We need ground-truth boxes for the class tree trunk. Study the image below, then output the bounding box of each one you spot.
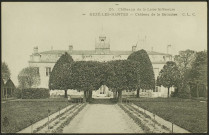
[136,89,140,98]
[86,91,89,102]
[87,91,90,102]
[196,84,199,98]
[87,91,90,98]
[167,87,170,98]
[118,90,122,103]
[83,91,87,103]
[64,89,68,98]
[205,85,207,98]
[88,90,92,101]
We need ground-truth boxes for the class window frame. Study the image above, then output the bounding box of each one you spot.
[46,67,51,76]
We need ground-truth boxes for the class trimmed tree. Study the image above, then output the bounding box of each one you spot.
[127,49,155,97]
[18,67,40,89]
[49,52,74,98]
[106,60,140,103]
[71,61,102,102]
[85,61,104,101]
[156,61,181,98]
[89,62,106,101]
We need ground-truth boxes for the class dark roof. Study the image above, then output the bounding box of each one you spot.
[5,79,16,88]
[39,50,171,56]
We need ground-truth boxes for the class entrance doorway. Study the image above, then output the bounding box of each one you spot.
[93,85,113,98]
[99,85,107,94]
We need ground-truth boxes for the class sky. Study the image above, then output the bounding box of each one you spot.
[2,2,207,86]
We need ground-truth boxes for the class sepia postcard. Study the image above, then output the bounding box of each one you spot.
[1,1,207,134]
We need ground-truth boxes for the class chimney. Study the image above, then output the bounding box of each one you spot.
[167,45,172,54]
[132,46,136,52]
[33,46,38,54]
[69,45,73,52]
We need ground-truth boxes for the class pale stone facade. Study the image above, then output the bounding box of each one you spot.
[29,34,174,98]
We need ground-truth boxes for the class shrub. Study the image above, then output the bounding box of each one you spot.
[170,91,175,97]
[170,88,178,97]
[177,92,191,99]
[177,84,191,99]
[13,88,22,99]
[22,88,50,99]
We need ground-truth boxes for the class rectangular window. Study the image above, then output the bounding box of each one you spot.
[46,67,51,76]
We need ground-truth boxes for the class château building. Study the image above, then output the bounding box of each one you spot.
[29,34,174,98]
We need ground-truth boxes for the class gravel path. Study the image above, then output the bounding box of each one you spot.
[62,104,144,133]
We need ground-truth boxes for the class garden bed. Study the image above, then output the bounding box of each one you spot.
[119,104,171,133]
[1,99,70,133]
[132,98,207,133]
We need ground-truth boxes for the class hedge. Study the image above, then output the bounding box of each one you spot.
[22,88,50,99]
[13,88,22,99]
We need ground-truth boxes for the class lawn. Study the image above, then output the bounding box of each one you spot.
[1,98,70,133]
[131,97,207,133]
